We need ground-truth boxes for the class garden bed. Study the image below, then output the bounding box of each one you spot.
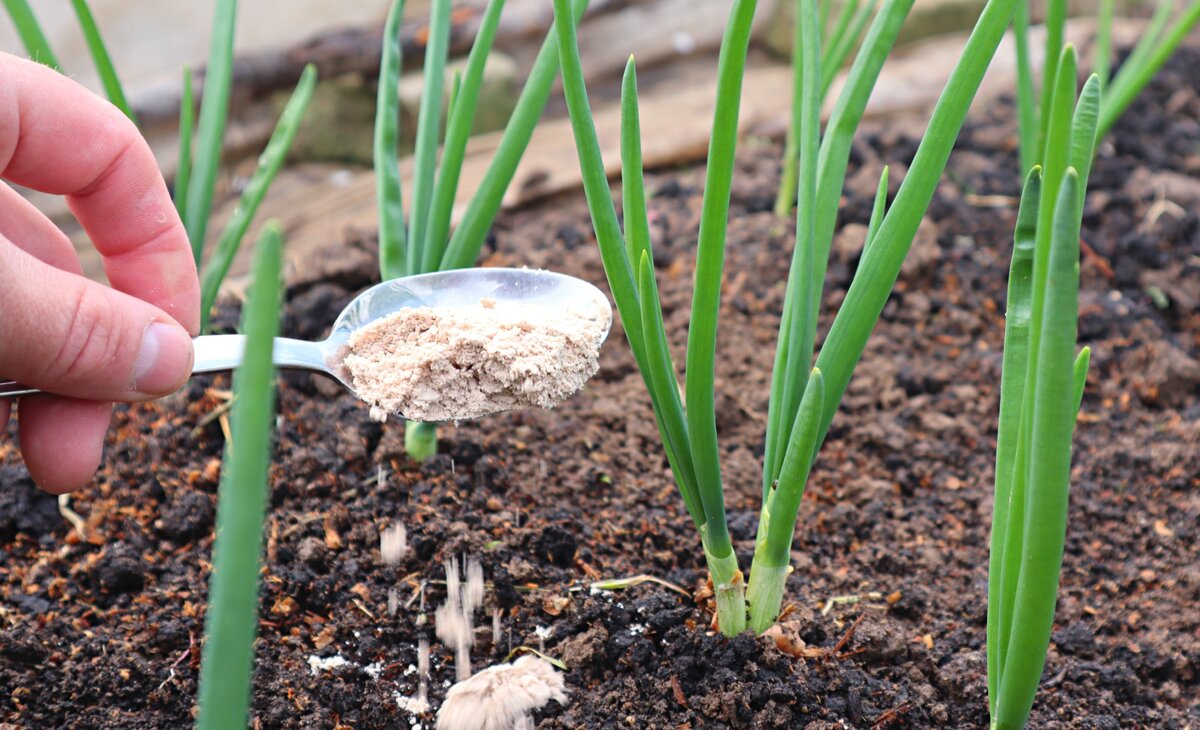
[2,40,1198,730]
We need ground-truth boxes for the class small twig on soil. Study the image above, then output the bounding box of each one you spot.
[57,494,88,540]
[964,192,1020,208]
[190,393,237,436]
[820,591,885,615]
[669,675,688,708]
[1079,238,1116,282]
[871,700,914,729]
[831,614,865,658]
[156,633,196,692]
[588,574,691,598]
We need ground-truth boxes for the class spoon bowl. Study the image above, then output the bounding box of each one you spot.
[0,268,612,407]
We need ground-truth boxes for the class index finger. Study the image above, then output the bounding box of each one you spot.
[0,52,199,333]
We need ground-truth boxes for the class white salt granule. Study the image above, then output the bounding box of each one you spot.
[435,656,568,730]
[381,523,408,565]
[307,655,351,675]
[344,297,610,422]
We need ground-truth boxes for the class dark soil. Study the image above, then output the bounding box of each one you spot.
[3,43,1199,730]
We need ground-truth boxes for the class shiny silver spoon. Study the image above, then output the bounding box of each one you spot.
[0,268,612,401]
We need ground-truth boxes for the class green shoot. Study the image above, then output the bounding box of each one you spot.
[987,52,1099,727]
[195,222,284,730]
[1094,0,1114,88]
[186,0,237,267]
[1097,0,1200,139]
[439,0,590,271]
[200,65,317,332]
[406,0,453,275]
[176,67,196,222]
[1015,0,1199,167]
[423,0,506,273]
[375,0,408,280]
[775,0,881,217]
[70,0,136,123]
[1012,0,1036,174]
[2,0,60,69]
[372,0,589,460]
[556,0,1022,635]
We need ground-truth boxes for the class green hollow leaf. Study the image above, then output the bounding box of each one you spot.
[71,0,136,123]
[407,0,453,274]
[1097,0,1200,140]
[762,368,823,554]
[200,65,317,332]
[554,0,706,542]
[638,253,703,526]
[986,165,1041,715]
[809,0,915,327]
[822,0,877,97]
[1094,0,1114,88]
[766,0,822,499]
[774,0,805,219]
[552,0,641,361]
[423,0,506,273]
[375,0,407,280]
[176,67,196,222]
[196,222,283,730]
[810,0,1021,454]
[685,0,758,560]
[1068,74,1101,207]
[3,0,60,69]
[862,165,889,255]
[1037,0,1066,158]
[997,45,1078,690]
[748,366,824,634]
[994,169,1082,730]
[1013,0,1037,172]
[439,0,590,271]
[1073,347,1090,412]
[621,59,653,272]
[824,0,861,74]
[186,0,238,268]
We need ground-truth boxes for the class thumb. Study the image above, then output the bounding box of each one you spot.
[0,238,194,401]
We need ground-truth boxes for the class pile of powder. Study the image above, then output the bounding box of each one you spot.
[345,296,610,422]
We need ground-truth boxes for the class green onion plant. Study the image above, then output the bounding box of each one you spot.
[198,64,317,331]
[3,0,61,69]
[195,223,285,730]
[555,0,1026,635]
[1014,0,1199,171]
[986,47,1099,730]
[3,0,139,120]
[775,0,879,217]
[70,0,136,123]
[372,0,589,460]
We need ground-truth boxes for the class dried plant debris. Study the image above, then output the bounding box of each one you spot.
[435,656,568,730]
[345,298,610,422]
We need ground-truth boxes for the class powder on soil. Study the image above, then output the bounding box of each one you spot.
[344,296,610,422]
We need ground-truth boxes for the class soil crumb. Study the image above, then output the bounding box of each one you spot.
[345,297,610,422]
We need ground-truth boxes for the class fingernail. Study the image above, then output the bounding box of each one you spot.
[133,322,193,396]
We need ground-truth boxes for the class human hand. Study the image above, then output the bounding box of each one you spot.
[1,52,200,493]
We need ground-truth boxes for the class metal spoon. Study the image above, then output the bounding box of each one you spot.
[0,268,612,401]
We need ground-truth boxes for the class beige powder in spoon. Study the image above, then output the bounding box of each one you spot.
[344,296,610,422]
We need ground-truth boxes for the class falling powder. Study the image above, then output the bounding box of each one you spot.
[345,296,610,422]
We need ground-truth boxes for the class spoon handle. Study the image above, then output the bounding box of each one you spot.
[0,335,330,399]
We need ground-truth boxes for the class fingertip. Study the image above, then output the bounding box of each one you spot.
[18,397,112,493]
[132,320,195,397]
